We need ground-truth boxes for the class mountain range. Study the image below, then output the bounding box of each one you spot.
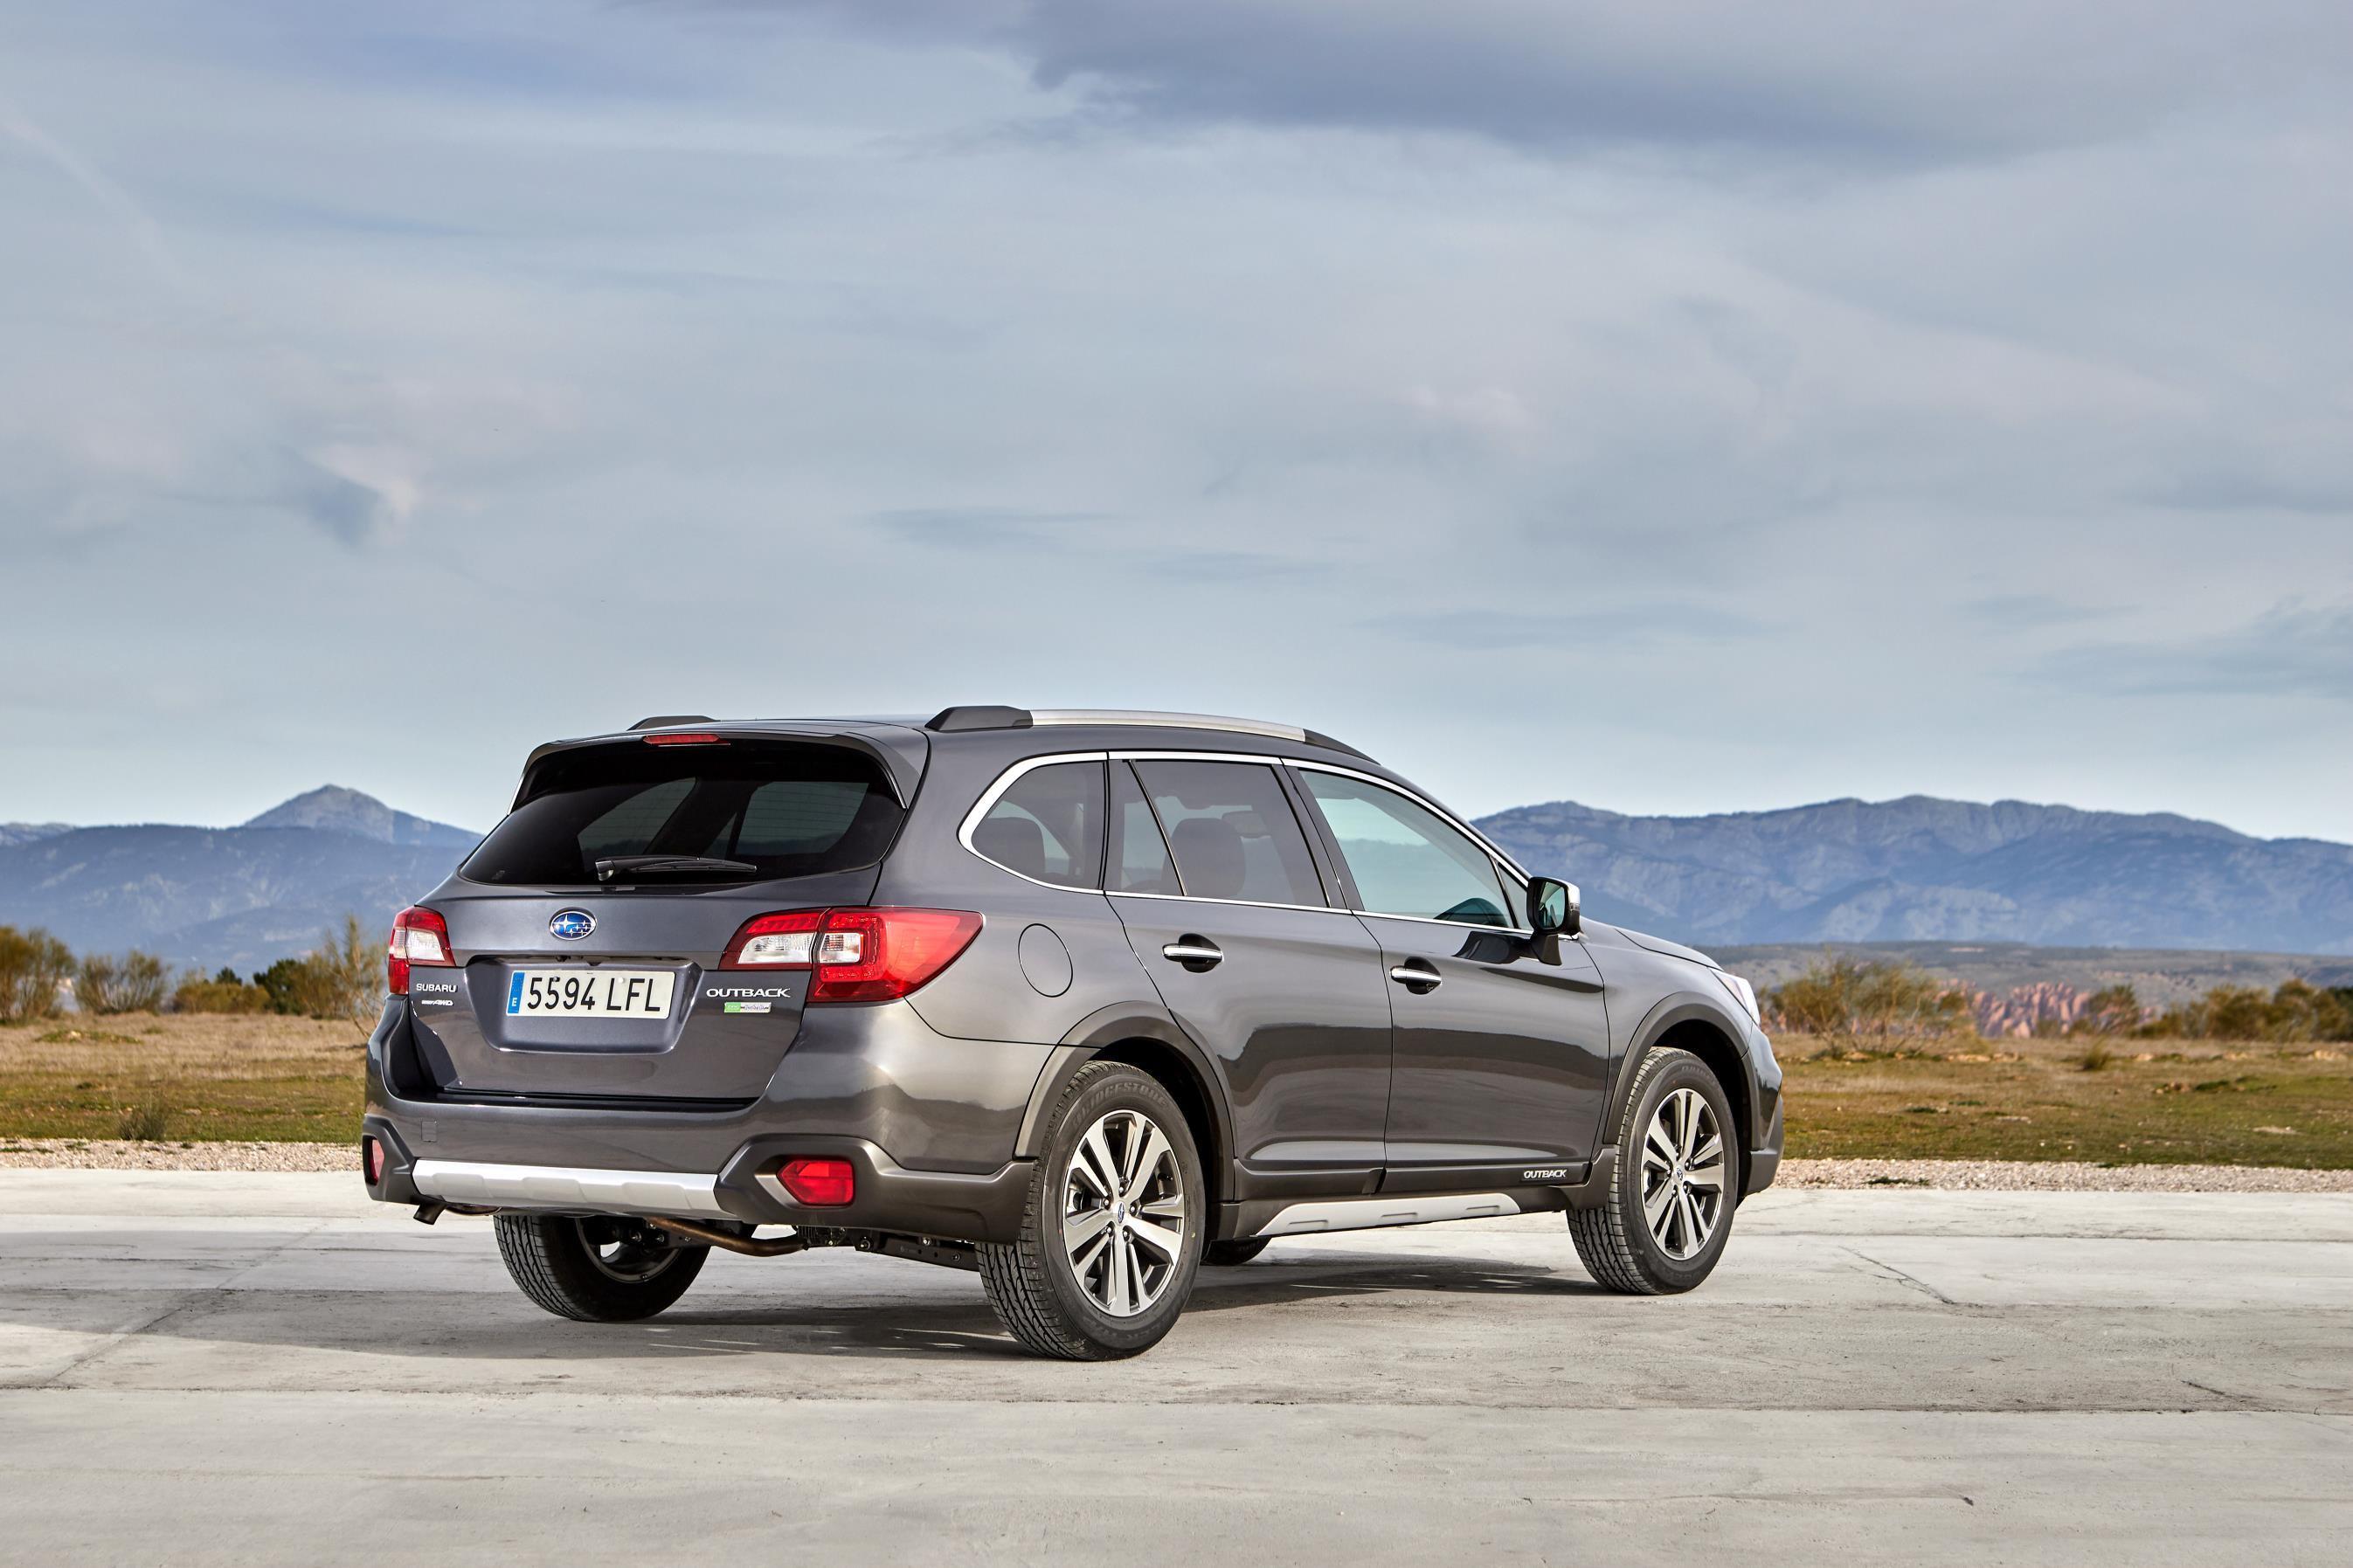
[1474,795,2353,957]
[0,787,479,972]
[3,785,2350,973]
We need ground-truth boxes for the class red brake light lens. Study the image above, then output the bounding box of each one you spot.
[778,1157,855,1206]
[809,908,981,1003]
[642,733,724,747]
[716,908,980,998]
[363,1136,386,1184]
[387,907,453,996]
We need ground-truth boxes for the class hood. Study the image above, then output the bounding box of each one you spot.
[1588,921,1720,971]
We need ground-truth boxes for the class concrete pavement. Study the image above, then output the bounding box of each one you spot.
[1,1171,2347,1565]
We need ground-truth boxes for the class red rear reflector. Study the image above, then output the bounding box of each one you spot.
[642,733,724,746]
[387,906,453,996]
[363,1137,386,1185]
[778,1157,855,1206]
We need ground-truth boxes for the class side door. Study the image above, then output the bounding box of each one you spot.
[1291,765,1612,1188]
[1106,756,1395,1196]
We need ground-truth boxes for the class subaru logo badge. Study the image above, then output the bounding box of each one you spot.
[549,909,596,941]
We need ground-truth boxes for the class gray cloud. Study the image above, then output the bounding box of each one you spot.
[1966,595,2114,632]
[0,1,2349,844]
[2038,603,2353,701]
[733,0,2353,166]
[1372,605,1768,652]
[866,508,1111,549]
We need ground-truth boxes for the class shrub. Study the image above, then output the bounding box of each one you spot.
[171,974,269,1014]
[2073,984,2144,1037]
[0,925,76,1023]
[2147,979,2353,1042]
[115,1100,173,1142]
[1767,955,1974,1042]
[78,950,170,1015]
[2077,1039,2115,1073]
[260,915,386,1028]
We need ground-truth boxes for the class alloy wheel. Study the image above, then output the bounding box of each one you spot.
[1062,1107,1187,1316]
[1639,1087,1726,1261]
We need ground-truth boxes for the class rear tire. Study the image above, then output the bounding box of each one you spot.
[1201,1237,1270,1268]
[979,1061,1203,1359]
[1568,1047,1737,1295]
[494,1212,708,1322]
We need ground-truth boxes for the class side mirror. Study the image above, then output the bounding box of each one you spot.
[1528,876,1581,938]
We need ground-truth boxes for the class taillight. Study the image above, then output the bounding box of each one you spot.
[719,910,824,970]
[363,1136,386,1184]
[778,1157,855,1205]
[716,908,981,1001]
[387,907,453,995]
[642,732,724,746]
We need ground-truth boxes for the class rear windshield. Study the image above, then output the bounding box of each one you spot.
[462,741,904,886]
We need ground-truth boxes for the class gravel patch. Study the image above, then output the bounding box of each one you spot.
[2,1140,2346,1191]
[1778,1157,2353,1192]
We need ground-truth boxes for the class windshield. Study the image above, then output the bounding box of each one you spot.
[462,740,904,886]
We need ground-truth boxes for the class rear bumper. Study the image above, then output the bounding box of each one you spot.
[362,997,1048,1243]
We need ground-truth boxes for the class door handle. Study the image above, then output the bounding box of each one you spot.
[1388,962,1442,991]
[1163,938,1223,970]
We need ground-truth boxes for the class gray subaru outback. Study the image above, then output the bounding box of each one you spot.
[363,708,1782,1358]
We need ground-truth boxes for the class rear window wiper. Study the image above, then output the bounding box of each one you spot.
[593,854,759,882]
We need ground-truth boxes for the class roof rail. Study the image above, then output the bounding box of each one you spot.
[924,706,1369,760]
[629,715,715,730]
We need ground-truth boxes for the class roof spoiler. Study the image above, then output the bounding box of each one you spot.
[630,715,715,730]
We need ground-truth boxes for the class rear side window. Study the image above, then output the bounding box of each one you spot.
[1132,760,1326,907]
[464,741,903,885]
[1108,761,1179,895]
[970,761,1104,889]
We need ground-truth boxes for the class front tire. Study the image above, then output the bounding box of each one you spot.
[979,1061,1204,1359]
[494,1212,709,1322]
[1568,1047,1737,1295]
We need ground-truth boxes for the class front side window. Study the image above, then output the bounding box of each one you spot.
[971,760,1105,889]
[1132,760,1326,907]
[1298,770,1514,927]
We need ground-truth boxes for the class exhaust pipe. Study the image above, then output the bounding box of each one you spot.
[648,1216,813,1257]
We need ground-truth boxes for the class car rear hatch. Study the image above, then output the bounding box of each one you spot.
[405,730,916,1103]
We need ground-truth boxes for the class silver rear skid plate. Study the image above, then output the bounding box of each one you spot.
[409,1159,732,1219]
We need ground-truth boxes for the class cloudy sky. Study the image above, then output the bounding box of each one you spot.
[4,1,2350,839]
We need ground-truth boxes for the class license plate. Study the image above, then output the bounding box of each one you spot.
[505,969,676,1019]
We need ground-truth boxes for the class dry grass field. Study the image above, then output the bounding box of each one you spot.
[0,1013,363,1144]
[1780,1033,2353,1168]
[2,1015,2350,1166]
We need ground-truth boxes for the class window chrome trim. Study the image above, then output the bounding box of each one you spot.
[1109,888,1353,918]
[957,747,1543,927]
[955,750,1112,894]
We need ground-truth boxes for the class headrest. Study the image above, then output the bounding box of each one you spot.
[1171,815,1247,900]
[975,815,1048,880]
